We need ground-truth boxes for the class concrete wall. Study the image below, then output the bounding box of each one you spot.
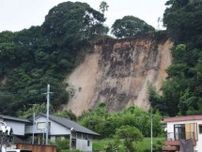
[166,120,202,152]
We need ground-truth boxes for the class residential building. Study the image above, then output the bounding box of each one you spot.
[25,114,99,152]
[0,114,30,143]
[0,114,98,152]
[163,115,202,152]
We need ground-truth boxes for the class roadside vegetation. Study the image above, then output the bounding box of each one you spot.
[78,104,163,152]
[93,138,163,152]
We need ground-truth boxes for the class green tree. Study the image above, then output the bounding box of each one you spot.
[55,110,77,121]
[164,0,202,47]
[0,2,108,116]
[99,1,109,14]
[115,125,143,152]
[17,103,47,118]
[80,105,162,138]
[150,0,202,116]
[42,1,108,46]
[111,16,155,38]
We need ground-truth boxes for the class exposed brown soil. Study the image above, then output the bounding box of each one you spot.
[64,36,173,116]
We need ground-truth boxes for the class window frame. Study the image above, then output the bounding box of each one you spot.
[199,124,202,134]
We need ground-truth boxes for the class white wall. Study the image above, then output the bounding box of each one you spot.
[76,139,92,152]
[166,120,202,152]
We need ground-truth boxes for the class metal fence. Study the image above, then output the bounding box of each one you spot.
[167,132,196,140]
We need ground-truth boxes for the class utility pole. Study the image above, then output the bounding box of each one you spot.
[32,112,35,144]
[150,109,153,152]
[45,84,50,145]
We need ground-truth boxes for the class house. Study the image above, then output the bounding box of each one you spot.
[25,114,99,152]
[0,114,30,143]
[0,114,98,152]
[162,115,202,152]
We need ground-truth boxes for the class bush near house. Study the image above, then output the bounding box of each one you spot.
[79,105,162,138]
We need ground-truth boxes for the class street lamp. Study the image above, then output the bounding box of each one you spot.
[150,109,153,152]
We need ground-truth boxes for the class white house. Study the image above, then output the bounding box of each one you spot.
[163,115,202,152]
[25,114,99,152]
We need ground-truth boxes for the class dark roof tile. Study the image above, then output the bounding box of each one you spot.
[0,114,30,123]
[38,114,99,136]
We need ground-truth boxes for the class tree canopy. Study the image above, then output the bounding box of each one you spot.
[99,1,109,14]
[0,1,108,116]
[42,1,108,45]
[115,125,143,152]
[150,0,202,116]
[111,16,155,38]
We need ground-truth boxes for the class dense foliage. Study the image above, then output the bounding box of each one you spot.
[150,0,202,116]
[79,104,162,138]
[114,125,143,152]
[93,138,163,152]
[0,1,108,116]
[111,16,155,38]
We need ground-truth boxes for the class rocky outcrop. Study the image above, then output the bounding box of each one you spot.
[64,35,173,116]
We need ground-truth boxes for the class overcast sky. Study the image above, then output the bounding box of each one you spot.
[0,0,167,32]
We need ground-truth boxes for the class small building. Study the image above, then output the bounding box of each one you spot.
[0,114,30,143]
[25,114,99,152]
[163,115,202,152]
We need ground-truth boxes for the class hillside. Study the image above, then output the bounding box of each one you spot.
[0,1,108,116]
[0,1,178,117]
[65,35,173,116]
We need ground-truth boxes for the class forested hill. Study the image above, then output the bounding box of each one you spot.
[0,1,108,115]
[0,0,163,117]
[1,0,202,117]
[150,0,202,116]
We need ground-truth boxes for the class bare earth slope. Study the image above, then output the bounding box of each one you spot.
[64,36,173,116]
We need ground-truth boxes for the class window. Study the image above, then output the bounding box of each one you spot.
[199,125,202,134]
[174,124,185,140]
[87,140,90,146]
[72,139,76,149]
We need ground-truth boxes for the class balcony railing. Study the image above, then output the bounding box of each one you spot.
[167,132,196,141]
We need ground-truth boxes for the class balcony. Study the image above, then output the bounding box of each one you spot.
[167,132,197,141]
[162,132,196,152]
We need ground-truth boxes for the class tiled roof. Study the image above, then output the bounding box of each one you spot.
[38,114,99,136]
[0,114,30,123]
[163,115,202,122]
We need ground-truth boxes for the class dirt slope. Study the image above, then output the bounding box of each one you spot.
[64,36,173,116]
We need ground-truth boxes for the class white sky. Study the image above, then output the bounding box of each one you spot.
[0,0,167,32]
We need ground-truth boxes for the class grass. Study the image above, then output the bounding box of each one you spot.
[93,137,164,152]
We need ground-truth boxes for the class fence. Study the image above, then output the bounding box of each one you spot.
[16,143,57,152]
[167,132,196,140]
